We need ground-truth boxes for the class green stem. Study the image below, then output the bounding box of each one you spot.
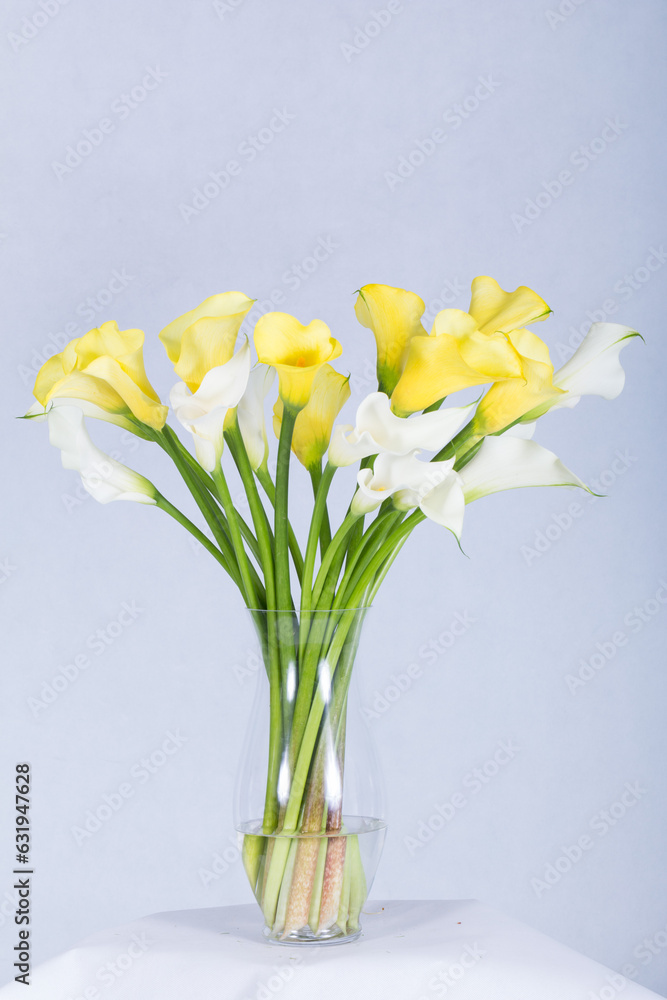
[311,511,360,610]
[169,428,263,567]
[300,463,336,615]
[274,407,297,611]
[154,493,233,577]
[154,427,242,590]
[225,421,276,603]
[328,509,403,613]
[435,418,482,463]
[224,420,284,831]
[212,466,261,609]
[310,463,332,555]
[256,465,304,585]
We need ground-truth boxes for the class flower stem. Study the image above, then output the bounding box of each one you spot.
[154,493,233,577]
[275,407,298,612]
[256,465,304,584]
[300,462,336,615]
[212,466,261,609]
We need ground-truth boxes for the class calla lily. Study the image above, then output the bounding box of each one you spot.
[47,405,157,504]
[254,312,343,412]
[390,277,551,416]
[170,340,251,472]
[159,292,255,392]
[32,322,167,431]
[274,365,351,472]
[328,391,475,468]
[468,274,551,336]
[471,328,564,436]
[352,432,586,541]
[237,365,276,471]
[521,322,641,420]
[459,434,587,501]
[354,284,428,395]
[352,451,465,536]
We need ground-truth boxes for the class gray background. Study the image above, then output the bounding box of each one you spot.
[1,0,666,992]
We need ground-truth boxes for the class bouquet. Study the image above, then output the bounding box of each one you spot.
[25,276,638,941]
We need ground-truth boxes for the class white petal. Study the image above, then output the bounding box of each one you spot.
[358,392,474,453]
[461,436,586,502]
[180,407,228,473]
[237,364,275,470]
[329,392,473,467]
[47,406,156,504]
[170,340,251,471]
[328,425,380,467]
[419,473,466,538]
[553,322,639,404]
[191,338,251,410]
[351,474,384,516]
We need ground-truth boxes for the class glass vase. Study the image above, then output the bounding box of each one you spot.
[234,608,386,944]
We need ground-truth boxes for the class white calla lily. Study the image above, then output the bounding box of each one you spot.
[522,322,640,420]
[328,391,475,467]
[352,451,465,537]
[47,405,157,504]
[170,339,251,472]
[460,435,587,502]
[237,364,276,471]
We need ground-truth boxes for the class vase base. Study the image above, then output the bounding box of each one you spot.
[264,926,361,947]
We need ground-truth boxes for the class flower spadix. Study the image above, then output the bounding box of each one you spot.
[31,322,167,431]
[254,312,342,412]
[170,339,251,472]
[47,405,157,504]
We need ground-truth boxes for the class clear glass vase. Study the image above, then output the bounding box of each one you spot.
[234,608,386,944]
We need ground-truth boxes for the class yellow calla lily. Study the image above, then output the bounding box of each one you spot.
[472,328,565,435]
[390,309,524,416]
[390,277,552,416]
[468,275,551,335]
[354,284,427,395]
[254,312,342,411]
[159,292,255,391]
[32,321,167,430]
[274,365,350,472]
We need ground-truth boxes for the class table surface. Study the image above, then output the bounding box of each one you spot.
[1,899,664,1000]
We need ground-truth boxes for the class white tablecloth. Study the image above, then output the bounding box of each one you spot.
[1,899,663,999]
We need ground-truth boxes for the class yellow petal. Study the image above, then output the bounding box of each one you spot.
[254,312,342,411]
[33,354,68,404]
[33,321,167,430]
[390,310,523,416]
[274,365,350,470]
[39,371,128,414]
[159,292,254,391]
[77,322,161,403]
[472,329,564,435]
[354,284,427,395]
[468,276,551,336]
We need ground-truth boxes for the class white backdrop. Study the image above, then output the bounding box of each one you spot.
[1,0,666,993]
